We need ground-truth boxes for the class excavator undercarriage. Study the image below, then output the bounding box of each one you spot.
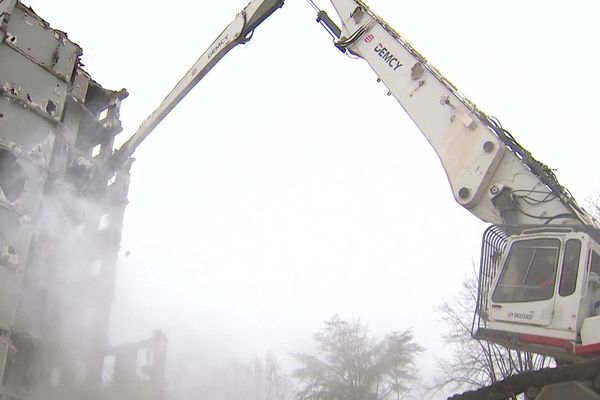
[450,358,600,400]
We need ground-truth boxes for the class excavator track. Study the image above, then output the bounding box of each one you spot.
[449,358,600,400]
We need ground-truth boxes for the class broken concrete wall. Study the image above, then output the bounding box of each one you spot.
[0,2,165,399]
[100,331,168,400]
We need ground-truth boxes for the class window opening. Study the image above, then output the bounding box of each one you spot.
[136,348,153,381]
[559,239,581,297]
[101,355,116,386]
[589,251,600,287]
[492,238,560,303]
[91,144,102,158]
[99,108,109,121]
[0,148,26,202]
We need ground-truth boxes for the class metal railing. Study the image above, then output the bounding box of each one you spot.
[472,225,508,337]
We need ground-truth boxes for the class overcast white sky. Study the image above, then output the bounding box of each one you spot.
[30,0,600,396]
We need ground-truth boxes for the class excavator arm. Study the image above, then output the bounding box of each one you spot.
[112,0,284,168]
[324,0,596,228]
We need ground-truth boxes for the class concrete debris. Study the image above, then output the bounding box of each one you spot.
[0,246,19,269]
[2,81,20,97]
[71,155,95,180]
[28,144,42,161]
[1,141,23,157]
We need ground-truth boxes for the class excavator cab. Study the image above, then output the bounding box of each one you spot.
[475,226,600,361]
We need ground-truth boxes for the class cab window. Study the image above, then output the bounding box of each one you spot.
[492,238,560,303]
[558,239,581,297]
[589,251,600,284]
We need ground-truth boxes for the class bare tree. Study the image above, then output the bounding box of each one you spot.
[293,315,423,400]
[432,271,553,397]
[199,353,294,400]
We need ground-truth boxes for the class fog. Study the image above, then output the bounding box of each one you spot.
[25,0,600,399]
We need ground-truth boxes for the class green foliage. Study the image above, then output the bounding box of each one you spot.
[293,316,423,400]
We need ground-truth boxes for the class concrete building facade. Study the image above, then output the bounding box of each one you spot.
[0,2,166,399]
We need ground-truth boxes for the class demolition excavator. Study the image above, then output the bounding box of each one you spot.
[112,0,600,398]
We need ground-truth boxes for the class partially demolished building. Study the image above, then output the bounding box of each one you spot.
[0,1,166,399]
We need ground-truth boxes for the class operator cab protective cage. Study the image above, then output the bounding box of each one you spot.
[474,225,600,361]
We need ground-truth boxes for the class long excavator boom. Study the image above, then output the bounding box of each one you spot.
[327,0,596,229]
[112,0,284,168]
